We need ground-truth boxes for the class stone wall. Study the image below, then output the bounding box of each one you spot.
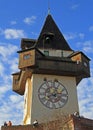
[1,115,93,130]
[72,115,93,130]
[1,124,43,130]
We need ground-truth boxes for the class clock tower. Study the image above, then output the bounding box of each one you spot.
[12,14,90,125]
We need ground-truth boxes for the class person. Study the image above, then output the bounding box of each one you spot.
[7,121,12,126]
[4,121,7,126]
[32,120,38,127]
[74,111,80,117]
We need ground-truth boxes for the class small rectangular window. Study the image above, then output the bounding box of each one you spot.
[44,50,49,56]
[23,54,31,60]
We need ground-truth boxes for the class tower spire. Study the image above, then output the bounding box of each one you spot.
[48,0,50,14]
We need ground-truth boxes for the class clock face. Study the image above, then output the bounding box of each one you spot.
[38,80,68,109]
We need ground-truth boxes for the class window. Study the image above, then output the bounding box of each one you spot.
[23,54,31,60]
[44,50,49,56]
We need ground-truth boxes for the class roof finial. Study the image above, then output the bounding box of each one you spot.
[48,0,50,14]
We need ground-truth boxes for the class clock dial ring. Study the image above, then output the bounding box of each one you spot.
[38,80,68,109]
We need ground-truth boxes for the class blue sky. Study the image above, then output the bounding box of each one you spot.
[0,0,93,126]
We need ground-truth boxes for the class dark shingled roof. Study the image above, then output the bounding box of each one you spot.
[21,38,37,50]
[21,14,72,51]
[36,14,72,50]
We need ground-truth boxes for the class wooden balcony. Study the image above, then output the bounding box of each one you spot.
[35,57,90,85]
[12,48,90,95]
[12,56,90,95]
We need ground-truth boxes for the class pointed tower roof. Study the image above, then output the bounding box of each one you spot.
[36,14,72,50]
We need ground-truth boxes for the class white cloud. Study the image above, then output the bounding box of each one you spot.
[0,44,19,73]
[0,63,5,77]
[64,32,77,40]
[64,32,85,40]
[24,16,36,25]
[83,41,93,53]
[83,46,93,53]
[9,95,23,104]
[3,29,25,39]
[10,21,17,25]
[0,85,9,98]
[0,95,24,125]
[9,58,19,73]
[31,31,38,37]
[0,42,24,125]
[89,26,93,32]
[0,44,19,87]
[76,40,93,54]
[77,75,93,119]
[0,44,18,58]
[78,33,85,39]
[71,4,79,10]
